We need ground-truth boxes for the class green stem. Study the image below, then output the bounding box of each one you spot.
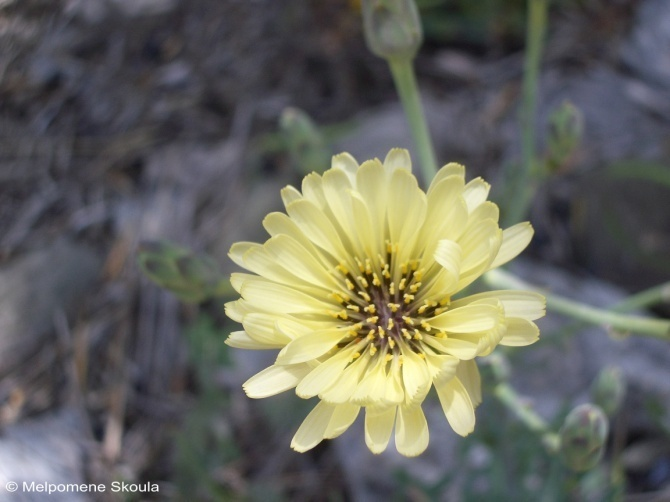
[494,381,560,452]
[504,0,548,226]
[484,268,670,340]
[611,281,670,312]
[388,58,438,184]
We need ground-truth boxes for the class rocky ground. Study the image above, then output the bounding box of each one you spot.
[1,0,669,500]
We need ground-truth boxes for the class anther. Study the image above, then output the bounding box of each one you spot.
[403,293,414,304]
[398,278,407,290]
[387,318,394,330]
[389,282,395,295]
[346,305,360,312]
[366,316,379,324]
[387,303,400,313]
[364,304,376,314]
[357,276,369,288]
[358,290,371,302]
[345,279,355,291]
[401,328,412,340]
[402,316,414,326]
[409,282,421,293]
[336,263,349,275]
[372,273,381,287]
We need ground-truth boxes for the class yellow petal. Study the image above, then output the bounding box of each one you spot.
[422,335,480,360]
[387,169,427,264]
[280,185,302,208]
[425,353,459,382]
[296,346,357,398]
[489,222,534,270]
[434,239,462,281]
[383,148,412,173]
[418,175,468,264]
[462,177,491,213]
[320,352,370,403]
[451,290,546,321]
[332,152,359,178]
[456,360,482,406]
[500,318,540,346]
[401,347,431,405]
[240,277,332,314]
[244,364,312,398]
[276,329,347,365]
[243,313,293,346]
[395,405,429,457]
[229,241,262,269]
[286,199,349,262]
[431,303,502,333]
[355,159,388,243]
[324,403,360,439]
[435,377,475,436]
[225,330,274,349]
[427,162,465,195]
[291,401,336,452]
[264,234,337,289]
[364,406,396,454]
[351,354,388,405]
[263,212,331,268]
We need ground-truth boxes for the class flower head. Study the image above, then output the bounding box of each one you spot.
[226,149,545,456]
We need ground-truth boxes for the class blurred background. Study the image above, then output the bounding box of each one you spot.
[1,0,670,500]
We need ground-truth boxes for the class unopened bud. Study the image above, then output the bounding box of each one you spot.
[138,241,225,303]
[591,366,626,417]
[546,100,583,172]
[559,404,609,472]
[280,107,330,175]
[362,0,422,61]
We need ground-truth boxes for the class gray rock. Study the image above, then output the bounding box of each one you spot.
[0,239,101,377]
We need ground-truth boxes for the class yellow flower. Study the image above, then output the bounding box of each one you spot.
[226,149,545,456]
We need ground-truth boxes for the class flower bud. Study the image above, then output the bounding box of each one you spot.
[591,366,626,417]
[361,0,422,61]
[280,107,330,175]
[138,241,225,303]
[559,404,609,472]
[546,100,583,172]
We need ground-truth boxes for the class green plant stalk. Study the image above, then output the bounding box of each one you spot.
[388,58,438,183]
[504,0,548,226]
[612,281,670,312]
[484,269,670,340]
[494,381,560,452]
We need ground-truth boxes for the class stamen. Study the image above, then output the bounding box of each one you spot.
[336,263,349,275]
[365,259,372,275]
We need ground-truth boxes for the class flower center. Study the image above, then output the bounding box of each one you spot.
[330,242,449,361]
